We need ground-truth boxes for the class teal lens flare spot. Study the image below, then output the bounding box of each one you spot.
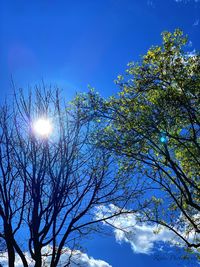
[160,136,167,143]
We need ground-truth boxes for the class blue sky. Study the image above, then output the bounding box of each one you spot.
[0,0,200,266]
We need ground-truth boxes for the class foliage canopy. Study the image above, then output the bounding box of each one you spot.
[76,29,200,249]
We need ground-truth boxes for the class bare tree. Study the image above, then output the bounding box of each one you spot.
[0,87,140,267]
[0,102,28,267]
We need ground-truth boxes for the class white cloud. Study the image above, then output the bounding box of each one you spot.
[113,218,175,254]
[95,205,177,254]
[95,205,200,255]
[186,49,197,57]
[0,248,112,267]
[0,252,33,267]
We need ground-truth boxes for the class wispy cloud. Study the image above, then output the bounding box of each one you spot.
[188,40,193,47]
[186,49,197,57]
[147,0,155,8]
[0,247,112,267]
[193,18,199,26]
[175,0,200,3]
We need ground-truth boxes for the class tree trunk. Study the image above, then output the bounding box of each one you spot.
[33,243,42,267]
[13,238,28,267]
[34,253,42,267]
[7,242,15,267]
[4,224,15,267]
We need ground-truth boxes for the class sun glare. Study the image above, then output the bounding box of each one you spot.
[33,118,52,137]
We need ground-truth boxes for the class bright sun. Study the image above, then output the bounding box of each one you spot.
[33,118,52,137]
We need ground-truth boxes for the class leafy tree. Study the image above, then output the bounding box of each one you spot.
[77,29,200,249]
[0,88,139,267]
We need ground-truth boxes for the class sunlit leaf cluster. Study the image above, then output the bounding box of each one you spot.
[75,29,200,250]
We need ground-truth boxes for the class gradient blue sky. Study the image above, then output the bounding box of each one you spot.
[0,1,200,266]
